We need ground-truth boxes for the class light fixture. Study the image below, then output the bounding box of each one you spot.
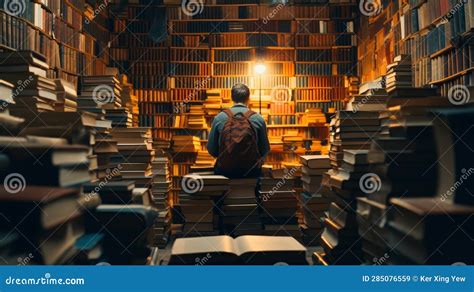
[254,63,266,114]
[254,63,266,75]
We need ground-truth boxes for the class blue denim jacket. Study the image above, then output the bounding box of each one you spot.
[207,104,270,160]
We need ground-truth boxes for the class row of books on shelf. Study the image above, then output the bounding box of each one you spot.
[165,4,355,21]
[168,20,354,34]
[135,89,169,102]
[171,33,356,48]
[111,32,168,48]
[296,48,356,62]
[406,0,474,35]
[139,103,174,114]
[139,115,173,128]
[406,36,474,86]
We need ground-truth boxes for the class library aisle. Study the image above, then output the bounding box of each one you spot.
[0,0,472,266]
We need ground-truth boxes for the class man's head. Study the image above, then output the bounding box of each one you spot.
[231,84,250,105]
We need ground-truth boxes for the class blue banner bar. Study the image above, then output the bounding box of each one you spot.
[0,266,472,292]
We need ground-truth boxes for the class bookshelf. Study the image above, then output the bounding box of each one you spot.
[108,1,358,201]
[0,0,109,88]
[358,0,474,96]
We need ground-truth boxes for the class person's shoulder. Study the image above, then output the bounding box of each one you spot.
[249,111,266,123]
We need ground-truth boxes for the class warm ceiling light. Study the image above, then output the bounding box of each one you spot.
[254,63,266,75]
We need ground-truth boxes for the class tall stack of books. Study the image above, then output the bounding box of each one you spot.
[110,128,155,188]
[86,204,158,265]
[221,178,262,236]
[119,74,139,127]
[348,88,388,112]
[385,198,474,264]
[172,135,201,153]
[299,155,331,245]
[179,174,229,237]
[204,89,222,116]
[0,186,101,265]
[150,150,172,248]
[0,51,57,116]
[0,79,24,136]
[259,178,301,241]
[79,74,131,128]
[318,109,383,264]
[328,111,380,170]
[301,108,326,125]
[54,79,78,112]
[193,150,215,172]
[187,105,207,129]
[385,55,412,94]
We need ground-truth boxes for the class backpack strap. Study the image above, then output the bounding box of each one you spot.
[244,110,257,119]
[223,109,234,118]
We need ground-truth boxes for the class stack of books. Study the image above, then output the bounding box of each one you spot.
[150,150,172,248]
[320,149,376,264]
[119,74,139,127]
[385,55,412,93]
[348,88,388,112]
[86,205,158,265]
[298,155,331,245]
[259,178,301,240]
[83,181,136,205]
[179,174,229,237]
[110,128,155,187]
[318,109,383,264]
[385,198,474,264]
[193,150,215,171]
[328,110,380,170]
[187,105,207,129]
[0,51,57,116]
[172,135,201,153]
[0,140,91,188]
[0,79,24,136]
[301,108,327,125]
[0,186,101,265]
[54,79,78,112]
[204,89,222,116]
[221,178,262,236]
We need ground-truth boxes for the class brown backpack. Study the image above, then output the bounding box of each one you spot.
[216,109,261,178]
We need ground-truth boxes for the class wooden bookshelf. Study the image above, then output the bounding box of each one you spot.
[108,1,357,198]
[358,0,474,96]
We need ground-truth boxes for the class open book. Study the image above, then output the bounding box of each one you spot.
[169,235,307,265]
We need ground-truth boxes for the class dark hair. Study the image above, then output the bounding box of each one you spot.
[231,83,250,103]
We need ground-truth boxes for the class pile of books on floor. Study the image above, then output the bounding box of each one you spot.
[299,155,331,246]
[385,198,474,264]
[348,88,387,113]
[193,150,215,172]
[0,79,24,136]
[187,105,207,129]
[301,108,327,125]
[119,74,139,127]
[86,204,158,265]
[0,186,102,265]
[259,177,301,241]
[171,135,201,154]
[150,150,172,248]
[110,127,155,188]
[221,178,262,236]
[385,55,412,94]
[54,79,78,112]
[178,174,229,237]
[316,109,384,265]
[328,110,381,170]
[0,51,57,115]
[204,89,222,116]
